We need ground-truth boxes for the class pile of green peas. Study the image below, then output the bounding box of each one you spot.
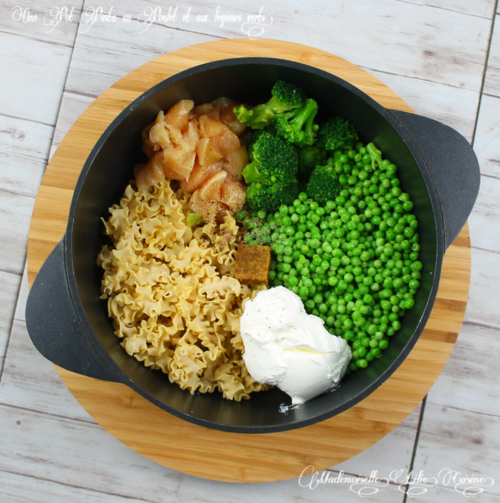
[242,142,423,372]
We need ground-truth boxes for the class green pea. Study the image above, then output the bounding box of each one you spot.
[305,299,315,310]
[379,339,389,350]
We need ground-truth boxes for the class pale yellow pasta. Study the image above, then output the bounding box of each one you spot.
[97,180,269,400]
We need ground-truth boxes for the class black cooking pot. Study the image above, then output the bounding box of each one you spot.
[26,58,480,433]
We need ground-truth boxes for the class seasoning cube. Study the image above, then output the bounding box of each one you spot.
[234,244,271,285]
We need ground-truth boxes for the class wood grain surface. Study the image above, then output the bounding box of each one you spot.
[26,38,471,483]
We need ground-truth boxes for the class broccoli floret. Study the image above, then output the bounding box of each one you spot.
[297,145,327,179]
[247,126,276,159]
[271,80,306,108]
[233,104,273,129]
[316,117,359,152]
[241,131,298,184]
[233,80,305,129]
[367,142,383,170]
[273,98,319,146]
[307,165,341,204]
[246,181,299,213]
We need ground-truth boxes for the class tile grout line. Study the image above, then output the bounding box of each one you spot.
[0,267,22,276]
[394,0,492,20]
[471,244,500,256]
[402,395,427,503]
[470,0,499,147]
[0,273,26,386]
[462,318,500,331]
[45,1,85,158]
[0,187,36,200]
[0,27,74,49]
[0,468,156,503]
[0,111,54,128]
[0,401,97,426]
[0,1,85,387]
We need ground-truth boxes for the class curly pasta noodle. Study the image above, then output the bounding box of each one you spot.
[97,180,269,400]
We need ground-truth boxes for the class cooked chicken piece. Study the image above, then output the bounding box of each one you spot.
[163,147,196,181]
[198,170,227,202]
[211,130,240,158]
[180,160,223,193]
[192,103,214,117]
[199,115,241,156]
[198,115,227,138]
[135,151,165,192]
[220,174,246,212]
[164,99,194,130]
[148,111,173,152]
[211,97,235,109]
[141,123,155,158]
[189,188,224,224]
[207,106,221,121]
[221,107,247,136]
[197,137,224,166]
[222,145,249,180]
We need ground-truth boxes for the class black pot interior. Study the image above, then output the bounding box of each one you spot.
[70,60,438,432]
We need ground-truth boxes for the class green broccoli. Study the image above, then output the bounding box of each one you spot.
[241,131,298,184]
[247,126,276,159]
[307,165,341,204]
[233,80,305,129]
[273,98,319,146]
[297,145,327,179]
[316,117,359,152]
[246,180,299,213]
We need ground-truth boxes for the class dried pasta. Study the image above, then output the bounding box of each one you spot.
[97,180,269,400]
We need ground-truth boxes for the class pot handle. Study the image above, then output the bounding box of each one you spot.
[389,110,480,249]
[25,237,121,382]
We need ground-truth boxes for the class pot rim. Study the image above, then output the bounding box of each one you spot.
[64,57,444,433]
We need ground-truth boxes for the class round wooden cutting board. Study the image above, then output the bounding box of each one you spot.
[27,38,471,483]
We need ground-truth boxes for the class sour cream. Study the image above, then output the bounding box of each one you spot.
[240,286,352,405]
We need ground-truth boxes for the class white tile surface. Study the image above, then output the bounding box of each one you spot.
[474,94,500,179]
[0,0,83,46]
[465,247,500,328]
[13,268,28,323]
[103,0,491,91]
[332,403,422,479]
[0,113,53,197]
[404,485,499,502]
[51,91,93,148]
[400,0,496,18]
[424,322,500,417]
[412,403,500,496]
[0,471,150,503]
[0,31,73,125]
[0,402,406,502]
[469,175,500,253]
[368,68,479,141]
[65,18,215,97]
[0,271,22,360]
[484,13,500,97]
[0,319,93,423]
[0,191,36,276]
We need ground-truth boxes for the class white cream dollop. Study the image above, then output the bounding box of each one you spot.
[240,286,352,405]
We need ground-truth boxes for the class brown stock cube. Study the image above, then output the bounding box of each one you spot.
[234,244,271,285]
